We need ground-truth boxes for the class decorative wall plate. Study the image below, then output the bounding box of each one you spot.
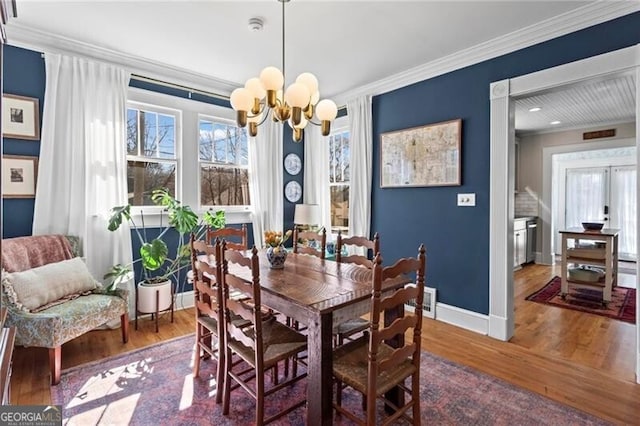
[284,152,302,175]
[284,180,302,203]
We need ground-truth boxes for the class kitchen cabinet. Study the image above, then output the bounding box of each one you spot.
[514,219,527,268]
[559,228,619,304]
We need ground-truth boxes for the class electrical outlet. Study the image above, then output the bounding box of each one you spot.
[457,193,476,206]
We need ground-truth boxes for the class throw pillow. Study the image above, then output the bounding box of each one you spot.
[2,257,99,312]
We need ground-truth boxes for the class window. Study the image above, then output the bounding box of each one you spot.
[198,118,250,207]
[329,129,350,234]
[126,105,178,206]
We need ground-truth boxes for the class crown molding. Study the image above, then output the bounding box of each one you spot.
[5,22,240,97]
[334,2,640,106]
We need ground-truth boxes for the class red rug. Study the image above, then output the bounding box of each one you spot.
[50,335,609,425]
[526,276,636,324]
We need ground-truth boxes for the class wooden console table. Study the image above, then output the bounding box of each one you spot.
[559,228,619,305]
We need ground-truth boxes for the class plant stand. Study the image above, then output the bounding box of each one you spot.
[135,280,174,333]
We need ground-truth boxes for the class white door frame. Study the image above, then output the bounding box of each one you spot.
[488,44,640,383]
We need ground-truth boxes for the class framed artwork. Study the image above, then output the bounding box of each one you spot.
[380,118,462,188]
[2,94,40,140]
[2,155,38,198]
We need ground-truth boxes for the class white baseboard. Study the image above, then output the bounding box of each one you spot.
[173,290,195,311]
[435,303,489,335]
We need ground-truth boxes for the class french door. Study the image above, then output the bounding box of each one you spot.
[564,165,636,260]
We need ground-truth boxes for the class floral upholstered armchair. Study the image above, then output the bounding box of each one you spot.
[1,235,129,385]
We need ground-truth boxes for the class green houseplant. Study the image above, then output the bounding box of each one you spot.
[104,188,225,290]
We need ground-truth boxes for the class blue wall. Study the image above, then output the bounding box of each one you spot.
[2,45,45,238]
[372,11,640,314]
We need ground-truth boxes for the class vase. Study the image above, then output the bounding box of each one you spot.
[266,245,287,269]
[137,279,173,313]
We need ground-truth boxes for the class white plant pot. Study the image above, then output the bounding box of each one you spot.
[137,280,172,313]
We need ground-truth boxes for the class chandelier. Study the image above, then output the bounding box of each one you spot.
[229,0,338,142]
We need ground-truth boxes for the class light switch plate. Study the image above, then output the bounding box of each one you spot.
[457,193,476,206]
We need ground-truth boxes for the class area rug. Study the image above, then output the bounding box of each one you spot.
[526,276,636,324]
[51,335,609,426]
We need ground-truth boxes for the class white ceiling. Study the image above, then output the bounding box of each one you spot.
[9,0,597,100]
[515,73,637,134]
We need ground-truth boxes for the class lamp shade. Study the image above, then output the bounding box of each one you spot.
[294,203,320,226]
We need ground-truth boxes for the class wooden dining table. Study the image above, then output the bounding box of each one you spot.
[222,250,410,426]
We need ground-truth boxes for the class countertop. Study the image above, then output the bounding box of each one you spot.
[515,216,537,221]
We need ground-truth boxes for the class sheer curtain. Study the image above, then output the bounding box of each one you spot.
[303,125,331,230]
[33,53,133,312]
[248,119,283,247]
[610,166,636,260]
[564,168,607,228]
[346,95,373,239]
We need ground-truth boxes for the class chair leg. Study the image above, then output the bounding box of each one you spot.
[121,313,129,343]
[215,335,225,404]
[222,346,233,415]
[193,324,201,378]
[256,373,265,426]
[411,374,420,424]
[49,346,61,385]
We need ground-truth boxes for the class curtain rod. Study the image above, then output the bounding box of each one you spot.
[130,74,347,112]
[37,53,346,111]
[130,74,231,102]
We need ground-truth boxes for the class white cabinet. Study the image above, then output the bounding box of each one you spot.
[514,219,527,268]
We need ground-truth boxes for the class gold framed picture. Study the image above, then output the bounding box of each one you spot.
[380,118,462,188]
[2,155,38,198]
[2,94,40,140]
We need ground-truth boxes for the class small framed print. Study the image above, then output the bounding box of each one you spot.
[2,94,40,140]
[2,155,38,198]
[284,152,302,175]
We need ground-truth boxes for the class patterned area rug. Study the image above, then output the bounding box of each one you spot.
[526,276,636,324]
[51,334,610,426]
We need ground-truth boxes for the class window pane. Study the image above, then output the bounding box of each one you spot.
[127,109,138,155]
[330,185,349,233]
[200,165,250,206]
[199,120,214,162]
[157,114,175,159]
[141,111,158,157]
[127,161,176,206]
[341,132,350,182]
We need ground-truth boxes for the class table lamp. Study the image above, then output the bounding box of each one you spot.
[294,203,320,230]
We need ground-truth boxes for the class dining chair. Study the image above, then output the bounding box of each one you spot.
[292,227,327,258]
[220,243,308,425]
[208,224,248,250]
[334,231,380,346]
[332,245,426,425]
[190,235,225,403]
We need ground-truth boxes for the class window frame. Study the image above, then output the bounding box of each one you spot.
[126,100,182,214]
[328,124,350,236]
[197,114,251,211]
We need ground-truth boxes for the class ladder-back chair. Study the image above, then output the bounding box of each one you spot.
[332,245,426,425]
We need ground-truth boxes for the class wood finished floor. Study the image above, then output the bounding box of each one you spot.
[10,263,640,424]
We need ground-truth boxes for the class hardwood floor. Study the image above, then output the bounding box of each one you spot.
[10,264,640,424]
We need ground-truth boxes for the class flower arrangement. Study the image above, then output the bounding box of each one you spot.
[264,230,293,248]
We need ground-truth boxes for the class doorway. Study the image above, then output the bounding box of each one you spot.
[488,44,640,383]
[554,149,637,261]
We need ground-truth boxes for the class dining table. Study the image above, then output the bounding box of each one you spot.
[221,249,411,426]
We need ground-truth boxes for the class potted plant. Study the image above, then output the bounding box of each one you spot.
[264,230,292,269]
[105,188,225,312]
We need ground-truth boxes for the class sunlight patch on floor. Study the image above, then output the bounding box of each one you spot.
[179,374,194,410]
[67,393,139,426]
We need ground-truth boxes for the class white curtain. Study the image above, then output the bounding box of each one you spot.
[303,125,331,231]
[33,54,133,313]
[610,166,637,260]
[248,119,283,248]
[346,95,373,239]
[564,167,607,229]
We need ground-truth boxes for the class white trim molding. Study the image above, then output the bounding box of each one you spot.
[334,2,639,106]
[489,44,639,382]
[6,22,239,97]
[435,303,490,336]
